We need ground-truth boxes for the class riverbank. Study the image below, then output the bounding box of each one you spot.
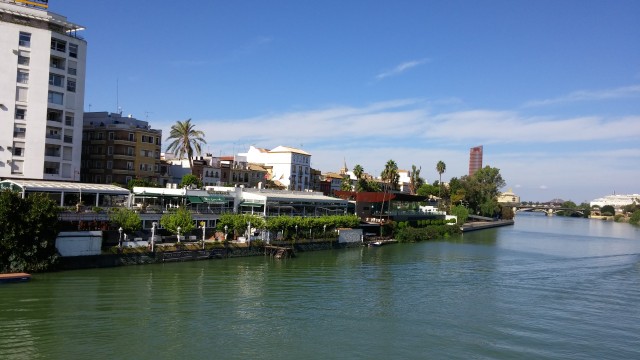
[56,240,361,271]
[461,219,514,232]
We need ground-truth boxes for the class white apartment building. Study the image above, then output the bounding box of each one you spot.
[0,0,86,180]
[241,146,311,191]
[590,194,640,209]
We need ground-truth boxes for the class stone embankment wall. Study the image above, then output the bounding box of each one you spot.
[57,240,363,271]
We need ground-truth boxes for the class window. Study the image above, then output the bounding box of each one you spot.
[16,87,28,102]
[95,175,101,183]
[48,91,63,105]
[126,162,133,170]
[13,147,24,157]
[50,56,65,70]
[17,70,29,84]
[65,113,74,126]
[127,147,134,156]
[108,132,114,140]
[97,132,104,140]
[107,146,113,155]
[107,161,113,169]
[67,61,77,75]
[18,51,30,66]
[148,136,154,144]
[15,107,26,120]
[47,109,63,122]
[67,79,76,92]
[19,32,31,47]
[51,38,66,52]
[125,176,132,184]
[106,175,112,184]
[141,135,148,143]
[68,43,78,58]
[49,73,64,87]
[128,133,134,141]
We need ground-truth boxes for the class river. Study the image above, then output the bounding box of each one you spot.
[1,213,639,359]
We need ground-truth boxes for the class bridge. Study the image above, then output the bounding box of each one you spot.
[513,205,588,216]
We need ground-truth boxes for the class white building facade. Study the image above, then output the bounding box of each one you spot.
[0,0,86,180]
[241,146,311,191]
[590,194,640,209]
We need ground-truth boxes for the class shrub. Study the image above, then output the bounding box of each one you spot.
[630,210,640,225]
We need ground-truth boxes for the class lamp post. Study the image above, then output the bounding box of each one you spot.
[201,222,206,249]
[177,226,181,243]
[247,221,251,246]
[295,224,298,238]
[224,225,228,241]
[151,222,157,252]
[118,227,123,248]
[323,224,327,239]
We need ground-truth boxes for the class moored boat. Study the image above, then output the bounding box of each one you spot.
[0,272,32,283]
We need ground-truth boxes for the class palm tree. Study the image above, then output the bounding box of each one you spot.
[353,164,365,192]
[409,164,422,195]
[380,160,398,220]
[165,119,206,174]
[353,164,364,180]
[436,160,446,198]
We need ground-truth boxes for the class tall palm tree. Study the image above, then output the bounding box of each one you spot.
[380,160,398,220]
[165,119,206,174]
[436,160,446,198]
[353,164,364,180]
[353,164,365,192]
[409,164,422,195]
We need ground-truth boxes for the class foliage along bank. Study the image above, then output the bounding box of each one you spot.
[0,190,59,273]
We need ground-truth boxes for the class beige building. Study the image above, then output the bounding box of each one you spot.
[497,188,520,204]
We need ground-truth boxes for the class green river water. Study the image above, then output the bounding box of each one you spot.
[2,213,639,359]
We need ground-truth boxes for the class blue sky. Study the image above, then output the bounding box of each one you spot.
[51,0,640,203]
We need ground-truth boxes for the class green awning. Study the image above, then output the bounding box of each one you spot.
[188,196,204,204]
[202,195,227,204]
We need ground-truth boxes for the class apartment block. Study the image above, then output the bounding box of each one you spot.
[81,112,162,186]
[0,0,86,180]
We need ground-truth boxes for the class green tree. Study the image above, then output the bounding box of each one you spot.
[449,205,469,225]
[459,166,506,217]
[601,205,615,216]
[0,191,60,273]
[409,165,424,195]
[353,164,367,192]
[381,159,399,191]
[417,183,439,197]
[165,118,207,174]
[180,174,203,189]
[629,210,640,225]
[340,175,352,191]
[127,178,160,191]
[436,160,446,198]
[109,207,142,234]
[160,207,195,235]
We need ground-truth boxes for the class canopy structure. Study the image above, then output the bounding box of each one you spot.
[0,179,130,207]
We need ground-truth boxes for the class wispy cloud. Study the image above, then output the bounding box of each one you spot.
[524,85,640,107]
[375,58,430,80]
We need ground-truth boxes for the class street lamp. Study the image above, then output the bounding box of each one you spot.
[151,222,157,252]
[118,227,123,248]
[295,224,298,238]
[201,222,206,249]
[224,225,228,241]
[247,221,251,246]
[323,224,327,238]
[177,226,181,243]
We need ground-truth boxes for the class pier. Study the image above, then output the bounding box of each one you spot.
[264,245,295,259]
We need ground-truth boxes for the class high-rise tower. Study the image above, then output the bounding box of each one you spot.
[469,145,483,176]
[0,0,86,180]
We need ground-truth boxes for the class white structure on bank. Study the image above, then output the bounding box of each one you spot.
[590,194,640,209]
[497,188,521,204]
[0,0,87,180]
[241,146,311,191]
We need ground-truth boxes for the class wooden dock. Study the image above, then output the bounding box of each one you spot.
[0,272,32,283]
[264,245,295,259]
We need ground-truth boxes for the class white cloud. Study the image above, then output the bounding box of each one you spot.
[375,58,430,80]
[524,84,640,107]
